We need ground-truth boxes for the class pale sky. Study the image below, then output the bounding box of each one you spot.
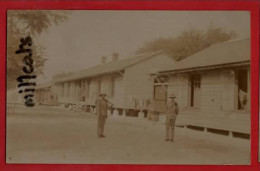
[35,10,250,84]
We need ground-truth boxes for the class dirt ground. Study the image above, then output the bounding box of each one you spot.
[6,105,250,164]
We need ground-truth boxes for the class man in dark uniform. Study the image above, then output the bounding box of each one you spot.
[96,92,113,138]
[165,93,179,142]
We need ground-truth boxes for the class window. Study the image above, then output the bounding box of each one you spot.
[66,82,70,97]
[77,81,81,97]
[81,80,85,94]
[61,83,64,97]
[97,79,101,95]
[85,80,90,98]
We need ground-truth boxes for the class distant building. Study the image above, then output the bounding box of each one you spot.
[153,39,250,136]
[35,82,58,106]
[53,51,176,116]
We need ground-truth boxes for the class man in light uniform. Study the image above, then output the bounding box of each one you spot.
[165,93,179,142]
[96,92,113,138]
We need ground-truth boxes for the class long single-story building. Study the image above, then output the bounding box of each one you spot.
[35,82,59,106]
[52,51,176,116]
[153,38,250,136]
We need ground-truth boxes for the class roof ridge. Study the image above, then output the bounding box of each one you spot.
[205,38,250,49]
[158,38,250,73]
[54,50,164,82]
[75,52,151,73]
[194,38,250,53]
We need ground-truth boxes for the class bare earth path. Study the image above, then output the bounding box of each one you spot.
[6,105,250,164]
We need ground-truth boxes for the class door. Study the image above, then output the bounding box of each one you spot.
[189,74,201,108]
[154,85,167,113]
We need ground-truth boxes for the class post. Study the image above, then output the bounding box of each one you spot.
[204,127,208,135]
[113,108,119,117]
[138,110,144,118]
[123,109,126,117]
[228,131,233,138]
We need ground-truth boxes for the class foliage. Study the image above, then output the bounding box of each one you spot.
[136,25,236,61]
[7,11,69,89]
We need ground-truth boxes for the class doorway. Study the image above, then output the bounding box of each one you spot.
[154,85,167,113]
[237,70,248,110]
[189,74,201,108]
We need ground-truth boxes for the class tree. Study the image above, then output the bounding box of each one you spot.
[7,11,70,89]
[136,25,236,61]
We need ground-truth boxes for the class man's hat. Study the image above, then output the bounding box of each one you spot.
[169,93,176,98]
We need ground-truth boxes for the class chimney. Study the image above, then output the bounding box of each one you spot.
[112,53,119,62]
[101,56,107,64]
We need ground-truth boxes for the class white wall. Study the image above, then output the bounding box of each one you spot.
[124,53,175,109]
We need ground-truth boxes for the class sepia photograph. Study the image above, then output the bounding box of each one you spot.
[6,10,251,164]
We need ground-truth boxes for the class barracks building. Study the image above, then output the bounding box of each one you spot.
[35,38,250,137]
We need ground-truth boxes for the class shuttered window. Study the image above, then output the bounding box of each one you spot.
[61,83,64,97]
[111,77,115,97]
[85,80,90,98]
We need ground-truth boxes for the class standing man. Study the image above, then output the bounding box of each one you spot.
[96,92,113,138]
[165,93,179,142]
